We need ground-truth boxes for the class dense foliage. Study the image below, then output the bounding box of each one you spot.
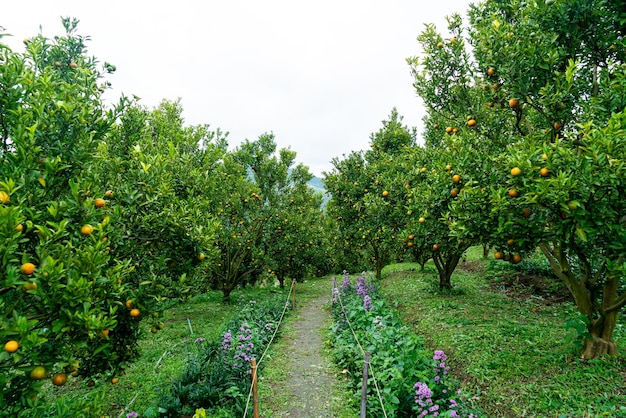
[0,19,329,415]
[158,291,291,416]
[329,272,482,417]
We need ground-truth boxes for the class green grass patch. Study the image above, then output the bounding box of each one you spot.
[41,286,286,417]
[379,252,626,417]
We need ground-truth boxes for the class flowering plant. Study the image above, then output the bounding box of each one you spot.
[413,350,481,417]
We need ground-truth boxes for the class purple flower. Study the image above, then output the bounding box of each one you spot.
[341,275,351,292]
[126,413,138,418]
[414,381,433,402]
[450,412,459,418]
[363,295,373,311]
[433,350,447,362]
[355,275,371,297]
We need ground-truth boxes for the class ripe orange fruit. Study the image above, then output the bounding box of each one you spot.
[511,167,521,176]
[69,62,77,69]
[509,98,520,108]
[487,102,494,107]
[508,189,519,198]
[382,190,389,197]
[511,254,522,264]
[445,164,451,171]
[419,217,426,224]
[450,37,457,43]
[52,373,67,386]
[445,126,453,133]
[507,239,515,246]
[521,208,532,218]
[433,244,440,251]
[94,198,106,208]
[30,366,47,380]
[437,41,443,48]
[130,308,141,318]
[54,61,61,67]
[97,329,109,338]
[4,340,19,353]
[80,224,94,235]
[407,242,414,247]
[452,128,459,133]
[450,188,459,197]
[20,262,35,275]
[0,191,9,204]
[541,153,548,160]
[487,67,495,76]
[125,299,133,309]
[408,235,415,240]
[420,167,427,173]
[15,224,23,232]
[553,121,561,130]
[452,174,461,184]
[494,251,503,260]
[104,190,114,198]
[467,119,477,127]
[433,124,439,129]
[198,253,206,261]
[111,377,119,384]
[539,167,549,177]
[493,83,500,91]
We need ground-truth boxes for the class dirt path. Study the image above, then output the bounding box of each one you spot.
[267,293,341,417]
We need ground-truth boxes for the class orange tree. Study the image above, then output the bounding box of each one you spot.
[325,109,414,279]
[262,165,329,287]
[92,99,223,309]
[409,0,626,357]
[399,144,474,289]
[209,134,326,301]
[0,19,136,413]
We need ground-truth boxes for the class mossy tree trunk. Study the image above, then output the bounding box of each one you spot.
[539,242,624,359]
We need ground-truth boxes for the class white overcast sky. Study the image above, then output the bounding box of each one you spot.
[2,1,471,177]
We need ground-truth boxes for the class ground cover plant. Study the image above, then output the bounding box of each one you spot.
[157,288,292,417]
[379,249,626,417]
[33,290,238,417]
[329,271,482,417]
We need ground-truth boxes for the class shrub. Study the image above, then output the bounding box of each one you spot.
[329,272,481,417]
[158,292,290,416]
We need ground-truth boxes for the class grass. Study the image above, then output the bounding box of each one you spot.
[379,247,626,417]
[41,254,626,417]
[42,278,352,417]
[43,286,284,416]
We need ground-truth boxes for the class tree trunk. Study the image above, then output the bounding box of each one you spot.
[375,258,384,281]
[277,273,285,289]
[538,242,623,359]
[582,310,618,359]
[432,252,462,290]
[221,286,233,303]
[482,244,490,259]
[418,259,426,271]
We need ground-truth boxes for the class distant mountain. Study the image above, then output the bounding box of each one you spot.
[307,176,325,194]
[307,175,329,206]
